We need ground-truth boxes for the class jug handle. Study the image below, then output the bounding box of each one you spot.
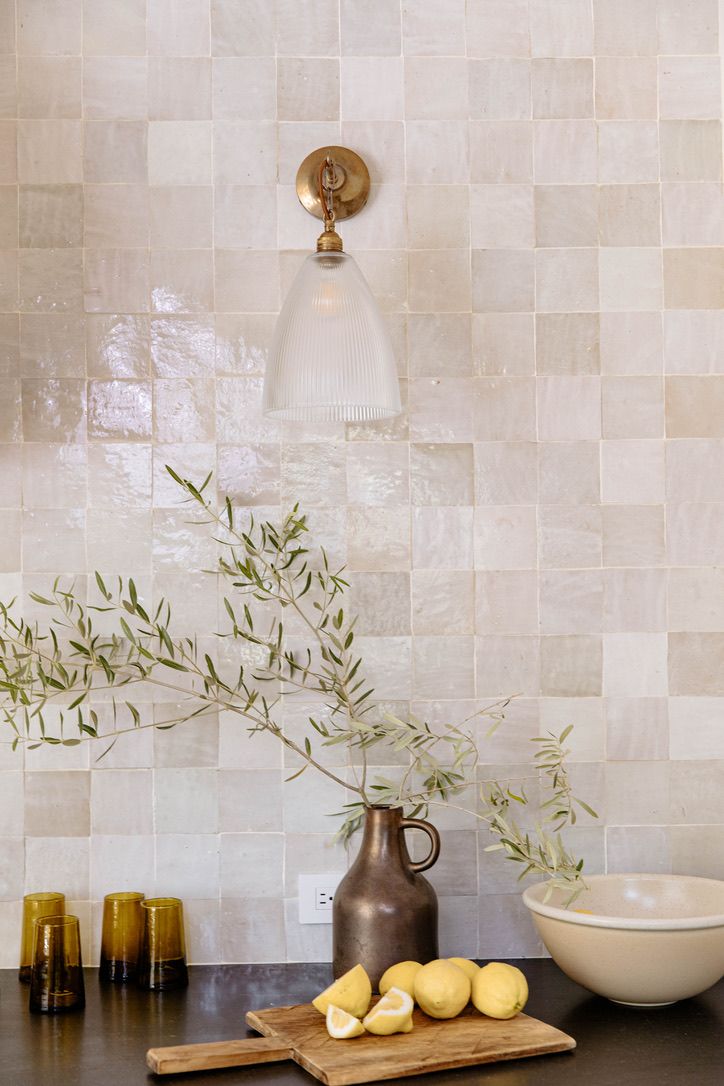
[400,817,441,873]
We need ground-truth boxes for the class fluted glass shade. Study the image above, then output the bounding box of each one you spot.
[263,251,401,421]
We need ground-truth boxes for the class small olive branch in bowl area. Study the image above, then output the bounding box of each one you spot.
[0,468,596,899]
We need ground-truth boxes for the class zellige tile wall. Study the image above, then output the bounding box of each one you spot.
[1,0,724,965]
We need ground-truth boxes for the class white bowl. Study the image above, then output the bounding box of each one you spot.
[523,873,724,1006]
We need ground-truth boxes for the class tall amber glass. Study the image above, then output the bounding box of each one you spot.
[19,892,66,983]
[137,898,188,991]
[29,914,85,1014]
[100,891,145,982]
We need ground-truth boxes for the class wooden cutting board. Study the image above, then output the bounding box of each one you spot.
[147,1000,576,1083]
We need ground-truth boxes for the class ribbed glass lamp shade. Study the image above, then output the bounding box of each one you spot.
[263,251,401,421]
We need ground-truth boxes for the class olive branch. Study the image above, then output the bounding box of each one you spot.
[0,468,595,899]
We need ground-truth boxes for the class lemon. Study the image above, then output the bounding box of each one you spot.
[448,957,480,982]
[378,960,422,998]
[472,962,529,1020]
[362,987,414,1036]
[312,963,372,1019]
[413,959,471,1020]
[326,1004,366,1039]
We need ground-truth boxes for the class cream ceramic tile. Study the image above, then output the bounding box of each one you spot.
[599,248,663,311]
[466,0,529,57]
[17,120,82,183]
[212,58,274,121]
[18,185,80,248]
[148,122,213,186]
[83,57,147,121]
[84,185,148,249]
[601,439,664,503]
[666,376,724,437]
[597,121,659,182]
[278,58,339,122]
[472,250,534,313]
[659,56,721,119]
[534,120,597,183]
[19,249,82,313]
[409,314,472,379]
[83,121,147,183]
[539,441,600,504]
[151,58,212,121]
[473,505,537,569]
[402,0,466,56]
[662,183,724,246]
[411,570,473,635]
[406,121,469,184]
[476,635,540,696]
[340,58,404,122]
[17,0,81,55]
[600,311,662,375]
[659,120,722,181]
[593,0,657,55]
[88,379,152,441]
[214,251,279,313]
[475,443,537,505]
[602,376,664,438]
[658,0,718,53]
[19,314,84,377]
[148,0,210,55]
[665,248,724,309]
[470,185,533,249]
[408,250,470,313]
[24,771,90,837]
[535,313,599,376]
[83,0,146,55]
[533,59,593,119]
[473,378,536,442]
[600,184,661,246]
[22,444,87,508]
[535,185,598,248]
[536,249,599,313]
[473,313,534,377]
[211,0,274,55]
[406,186,469,250]
[469,59,531,121]
[0,56,14,118]
[84,250,149,314]
[18,57,81,118]
[667,503,724,566]
[412,506,473,570]
[666,439,724,501]
[475,571,538,635]
[538,376,601,441]
[87,315,149,379]
[596,58,657,120]
[538,505,602,569]
[408,377,474,442]
[0,122,16,184]
[151,250,214,314]
[540,570,603,635]
[529,0,593,57]
[413,636,475,699]
[469,121,532,183]
[21,377,85,441]
[341,0,400,55]
[669,633,724,695]
[540,635,602,697]
[214,122,277,184]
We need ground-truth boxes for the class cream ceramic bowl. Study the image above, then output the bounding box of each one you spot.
[523,873,724,1006]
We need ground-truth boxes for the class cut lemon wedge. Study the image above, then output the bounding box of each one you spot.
[362,986,414,1036]
[326,1004,366,1039]
[312,963,372,1019]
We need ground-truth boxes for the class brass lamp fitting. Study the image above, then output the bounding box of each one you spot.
[295,146,371,254]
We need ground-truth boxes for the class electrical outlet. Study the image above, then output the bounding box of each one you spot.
[298,873,344,925]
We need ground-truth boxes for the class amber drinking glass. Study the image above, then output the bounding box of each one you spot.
[19,892,66,983]
[100,891,145,982]
[137,898,188,991]
[29,914,85,1014]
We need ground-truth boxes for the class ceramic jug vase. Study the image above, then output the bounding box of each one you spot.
[332,805,441,988]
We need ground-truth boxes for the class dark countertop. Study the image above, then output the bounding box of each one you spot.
[2,961,723,1086]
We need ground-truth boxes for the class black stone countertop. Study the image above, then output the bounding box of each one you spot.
[2,961,723,1086]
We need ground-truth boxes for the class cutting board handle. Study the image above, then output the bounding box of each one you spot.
[146,1035,292,1075]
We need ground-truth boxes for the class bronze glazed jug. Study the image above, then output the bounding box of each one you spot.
[332,805,441,988]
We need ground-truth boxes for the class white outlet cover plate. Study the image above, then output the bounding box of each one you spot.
[298,872,345,925]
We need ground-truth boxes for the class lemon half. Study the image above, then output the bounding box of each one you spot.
[326,1004,366,1039]
[362,986,414,1036]
[312,963,372,1019]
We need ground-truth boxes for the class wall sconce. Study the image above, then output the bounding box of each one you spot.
[262,146,401,422]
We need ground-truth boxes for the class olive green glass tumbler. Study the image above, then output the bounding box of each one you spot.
[138,898,188,991]
[29,914,85,1014]
[19,891,66,983]
[100,891,145,983]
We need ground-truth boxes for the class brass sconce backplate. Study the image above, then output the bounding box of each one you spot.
[296,146,371,222]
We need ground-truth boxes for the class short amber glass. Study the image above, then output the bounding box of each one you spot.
[100,891,145,982]
[29,914,85,1014]
[137,897,188,991]
[19,892,66,983]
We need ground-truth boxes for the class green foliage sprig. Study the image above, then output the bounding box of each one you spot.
[0,469,595,898]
